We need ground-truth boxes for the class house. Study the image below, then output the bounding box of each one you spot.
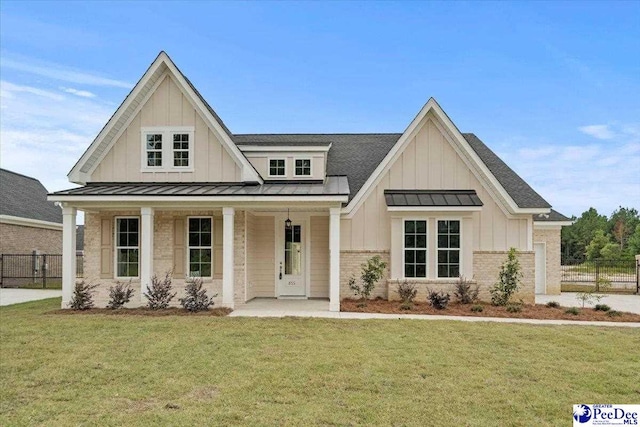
[1,168,63,255]
[48,52,571,310]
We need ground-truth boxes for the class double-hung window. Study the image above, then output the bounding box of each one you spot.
[404,220,427,278]
[269,159,286,176]
[294,159,311,176]
[142,127,193,171]
[437,220,460,278]
[116,217,139,277]
[188,217,212,277]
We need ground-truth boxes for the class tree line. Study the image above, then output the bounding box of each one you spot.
[561,207,640,262]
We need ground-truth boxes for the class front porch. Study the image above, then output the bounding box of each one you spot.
[230,298,332,317]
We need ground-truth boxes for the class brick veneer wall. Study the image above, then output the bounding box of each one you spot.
[0,223,62,254]
[533,228,562,295]
[340,250,390,300]
[473,251,535,304]
[387,278,476,301]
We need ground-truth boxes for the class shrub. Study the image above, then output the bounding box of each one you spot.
[427,289,450,310]
[490,248,522,306]
[546,301,560,308]
[594,304,611,312]
[106,281,134,309]
[565,307,580,315]
[69,281,99,310]
[396,280,417,310]
[471,304,484,313]
[607,310,623,317]
[179,277,216,312]
[348,255,387,306]
[144,272,176,309]
[575,291,605,308]
[506,303,522,313]
[453,276,479,304]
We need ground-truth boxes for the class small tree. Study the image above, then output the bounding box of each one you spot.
[69,281,99,310]
[348,255,387,306]
[490,248,522,306]
[453,276,479,304]
[106,281,134,309]
[179,277,216,312]
[396,280,417,310]
[575,290,605,308]
[144,272,176,309]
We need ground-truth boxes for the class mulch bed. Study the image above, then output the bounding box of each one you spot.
[48,307,233,317]
[341,299,640,323]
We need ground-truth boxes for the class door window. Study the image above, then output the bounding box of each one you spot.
[284,225,302,275]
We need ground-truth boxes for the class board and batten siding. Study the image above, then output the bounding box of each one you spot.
[310,216,330,298]
[90,74,241,182]
[246,214,275,298]
[340,115,529,252]
[245,154,325,181]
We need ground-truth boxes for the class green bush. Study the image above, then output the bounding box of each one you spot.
[453,276,479,304]
[593,304,611,312]
[69,281,99,310]
[546,301,560,308]
[470,305,484,313]
[565,307,580,315]
[106,281,134,309]
[426,289,450,310]
[607,310,623,317]
[490,248,522,306]
[506,303,522,313]
[348,255,387,306]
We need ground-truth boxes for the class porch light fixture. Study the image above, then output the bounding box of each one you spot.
[285,209,292,230]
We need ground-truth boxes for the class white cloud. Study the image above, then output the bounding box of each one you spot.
[60,87,96,98]
[578,124,615,140]
[1,56,133,89]
[0,81,64,101]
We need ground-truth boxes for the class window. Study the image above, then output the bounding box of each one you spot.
[404,220,427,278]
[294,159,311,176]
[173,133,190,167]
[146,134,163,167]
[269,159,286,176]
[141,127,193,171]
[116,218,139,277]
[284,225,302,275]
[437,220,460,278]
[188,217,212,277]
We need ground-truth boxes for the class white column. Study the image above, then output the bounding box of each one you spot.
[222,207,235,308]
[329,207,341,312]
[140,207,155,300]
[61,206,77,308]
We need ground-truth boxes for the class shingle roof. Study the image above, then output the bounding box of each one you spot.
[384,190,483,207]
[462,133,551,209]
[533,209,572,222]
[1,169,62,223]
[51,177,349,197]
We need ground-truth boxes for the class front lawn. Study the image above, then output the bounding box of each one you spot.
[1,299,639,426]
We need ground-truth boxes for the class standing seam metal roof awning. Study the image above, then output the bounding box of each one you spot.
[384,190,483,207]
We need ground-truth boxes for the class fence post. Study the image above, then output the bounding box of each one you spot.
[42,254,47,289]
[636,255,640,295]
[0,254,3,287]
[595,260,600,292]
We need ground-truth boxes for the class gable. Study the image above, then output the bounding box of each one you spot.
[90,73,241,182]
[68,52,261,184]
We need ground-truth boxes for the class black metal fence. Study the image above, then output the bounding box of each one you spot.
[0,254,84,288]
[561,258,639,293]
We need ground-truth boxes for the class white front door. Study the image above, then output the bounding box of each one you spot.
[534,242,546,294]
[278,223,306,297]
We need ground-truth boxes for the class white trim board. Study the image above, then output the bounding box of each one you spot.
[0,215,63,231]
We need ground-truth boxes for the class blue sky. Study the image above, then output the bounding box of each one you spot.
[1,1,639,217]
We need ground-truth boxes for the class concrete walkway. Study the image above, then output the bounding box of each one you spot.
[0,289,61,306]
[536,292,640,314]
[229,298,640,327]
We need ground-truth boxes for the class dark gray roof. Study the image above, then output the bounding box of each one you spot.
[462,133,551,209]
[385,190,483,207]
[0,169,62,223]
[234,136,332,147]
[533,209,572,222]
[51,176,349,197]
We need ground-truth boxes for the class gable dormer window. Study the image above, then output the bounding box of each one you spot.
[294,159,312,177]
[269,159,286,177]
[141,127,194,172]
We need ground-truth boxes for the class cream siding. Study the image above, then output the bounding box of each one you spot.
[310,216,330,298]
[246,214,275,298]
[245,153,326,180]
[341,116,529,253]
[90,74,241,183]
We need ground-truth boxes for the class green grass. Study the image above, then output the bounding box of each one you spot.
[1,299,639,426]
[561,283,636,294]
[10,281,63,290]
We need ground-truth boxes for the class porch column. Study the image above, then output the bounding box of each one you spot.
[140,207,154,300]
[222,207,235,308]
[61,206,77,308]
[329,207,341,312]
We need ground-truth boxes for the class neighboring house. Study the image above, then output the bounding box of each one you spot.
[1,168,63,254]
[49,52,571,310]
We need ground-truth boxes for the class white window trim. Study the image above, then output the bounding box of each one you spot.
[186,216,214,279]
[402,218,428,279]
[140,126,195,172]
[114,216,140,280]
[267,157,287,178]
[293,157,313,177]
[436,218,462,279]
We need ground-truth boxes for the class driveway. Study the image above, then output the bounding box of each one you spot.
[0,289,61,306]
[536,293,640,314]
